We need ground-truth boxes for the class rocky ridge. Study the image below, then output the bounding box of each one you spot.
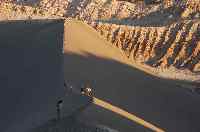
[0,0,199,81]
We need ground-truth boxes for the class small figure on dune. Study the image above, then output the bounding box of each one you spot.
[81,83,94,97]
[56,99,63,121]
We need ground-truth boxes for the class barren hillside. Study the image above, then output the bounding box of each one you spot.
[92,19,200,72]
[0,0,199,82]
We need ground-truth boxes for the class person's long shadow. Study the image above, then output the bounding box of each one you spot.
[64,51,200,132]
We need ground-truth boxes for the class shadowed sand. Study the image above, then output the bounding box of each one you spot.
[0,19,65,132]
[93,97,164,132]
[63,20,200,132]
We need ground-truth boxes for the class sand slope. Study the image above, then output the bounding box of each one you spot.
[64,20,131,65]
[64,20,200,132]
[0,0,199,82]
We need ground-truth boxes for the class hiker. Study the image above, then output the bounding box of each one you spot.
[56,100,63,121]
[81,83,93,97]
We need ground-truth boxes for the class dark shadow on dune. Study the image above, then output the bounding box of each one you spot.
[0,19,64,132]
[29,93,95,132]
[96,6,186,27]
[30,114,114,132]
[29,117,96,132]
[63,52,200,132]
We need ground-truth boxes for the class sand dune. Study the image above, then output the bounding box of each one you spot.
[0,0,200,132]
[64,20,200,132]
[1,0,199,81]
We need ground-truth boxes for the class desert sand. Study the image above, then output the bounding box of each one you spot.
[62,20,200,132]
[0,0,200,131]
[1,0,199,82]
